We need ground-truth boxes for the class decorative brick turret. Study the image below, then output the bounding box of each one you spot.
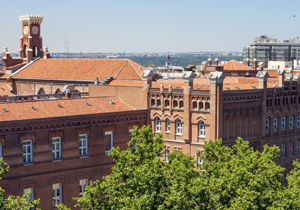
[277,69,286,87]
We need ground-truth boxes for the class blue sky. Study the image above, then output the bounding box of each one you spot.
[0,0,299,53]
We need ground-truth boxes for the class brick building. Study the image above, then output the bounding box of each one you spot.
[0,96,147,209]
[1,15,146,96]
[90,69,300,178]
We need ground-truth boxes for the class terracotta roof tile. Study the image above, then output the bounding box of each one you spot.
[222,60,254,71]
[9,59,146,81]
[0,96,134,122]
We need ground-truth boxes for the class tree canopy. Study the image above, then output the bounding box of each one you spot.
[69,126,300,210]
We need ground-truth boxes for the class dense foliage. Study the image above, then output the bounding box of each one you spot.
[64,126,300,210]
[0,159,40,209]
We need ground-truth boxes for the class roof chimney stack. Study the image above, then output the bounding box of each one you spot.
[207,58,212,65]
[246,58,250,67]
[253,59,257,70]
[258,62,264,71]
[214,58,219,66]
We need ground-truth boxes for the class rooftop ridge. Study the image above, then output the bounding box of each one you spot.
[114,60,129,79]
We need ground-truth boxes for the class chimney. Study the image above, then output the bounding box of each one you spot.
[214,58,219,66]
[258,62,264,71]
[65,92,72,99]
[246,58,250,66]
[207,58,212,65]
[277,69,286,87]
[253,59,257,70]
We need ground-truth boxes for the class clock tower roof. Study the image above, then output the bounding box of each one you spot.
[19,15,43,25]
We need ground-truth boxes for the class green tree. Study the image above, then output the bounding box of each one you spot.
[74,125,204,210]
[0,159,40,210]
[69,128,300,210]
[197,138,287,210]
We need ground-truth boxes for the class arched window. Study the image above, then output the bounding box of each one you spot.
[173,100,178,108]
[37,88,46,99]
[179,101,184,109]
[192,101,197,110]
[164,100,169,108]
[175,119,182,135]
[151,99,155,107]
[199,102,203,110]
[199,121,205,137]
[266,117,270,132]
[55,89,61,94]
[33,45,38,57]
[154,117,161,132]
[157,99,161,107]
[23,45,27,58]
[289,115,294,129]
[165,119,170,132]
[273,116,278,131]
[205,102,210,110]
[281,116,286,130]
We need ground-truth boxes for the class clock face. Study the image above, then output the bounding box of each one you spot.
[32,26,39,35]
[23,26,29,35]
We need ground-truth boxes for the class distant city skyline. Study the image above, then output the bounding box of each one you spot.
[0,0,299,53]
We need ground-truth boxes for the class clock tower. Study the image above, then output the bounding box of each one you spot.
[19,15,44,62]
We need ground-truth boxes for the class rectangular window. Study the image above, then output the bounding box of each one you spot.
[104,131,113,153]
[52,183,62,208]
[197,154,203,169]
[0,143,2,158]
[165,119,170,133]
[52,137,61,160]
[298,142,300,155]
[23,141,32,164]
[282,144,286,158]
[165,149,170,163]
[79,134,88,156]
[297,115,300,127]
[79,179,88,195]
[290,143,294,157]
[289,116,293,128]
[266,118,270,132]
[24,187,34,202]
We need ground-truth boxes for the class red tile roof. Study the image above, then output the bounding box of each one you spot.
[109,76,279,91]
[222,60,254,71]
[5,59,146,81]
[0,96,134,121]
[0,84,16,96]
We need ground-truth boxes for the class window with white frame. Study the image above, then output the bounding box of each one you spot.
[290,143,294,157]
[281,116,286,130]
[297,142,300,155]
[289,115,294,129]
[23,141,32,164]
[266,118,270,132]
[165,149,170,162]
[155,117,161,132]
[52,183,62,208]
[79,179,88,195]
[199,121,205,137]
[52,137,61,160]
[175,119,182,135]
[24,187,34,203]
[165,119,170,133]
[104,131,113,153]
[197,154,203,169]
[79,134,88,156]
[273,117,278,131]
[282,143,286,158]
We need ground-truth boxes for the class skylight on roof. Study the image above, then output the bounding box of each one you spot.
[252,86,257,89]
[196,87,201,90]
[58,105,63,108]
[86,103,91,106]
[108,99,115,104]
[3,109,8,112]
[175,86,180,89]
[226,87,231,90]
[236,87,240,90]
[1,88,4,91]
[94,68,97,70]
[32,107,37,110]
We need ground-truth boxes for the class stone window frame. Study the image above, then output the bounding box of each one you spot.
[23,140,33,165]
[198,121,205,138]
[52,183,62,208]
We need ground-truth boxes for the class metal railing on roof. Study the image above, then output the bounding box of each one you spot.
[0,92,89,103]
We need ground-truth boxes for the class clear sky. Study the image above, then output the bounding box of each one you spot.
[0,0,299,53]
